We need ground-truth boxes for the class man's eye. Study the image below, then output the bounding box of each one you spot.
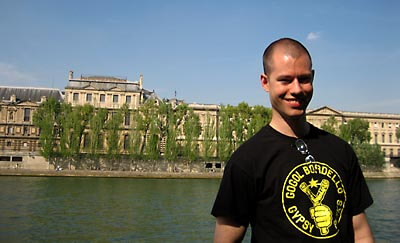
[299,78,311,84]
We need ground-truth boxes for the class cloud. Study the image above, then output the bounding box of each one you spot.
[0,62,39,86]
[306,32,321,41]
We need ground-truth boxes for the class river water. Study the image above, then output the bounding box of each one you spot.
[0,177,398,242]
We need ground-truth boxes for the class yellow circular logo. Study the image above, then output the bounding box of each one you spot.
[282,161,346,239]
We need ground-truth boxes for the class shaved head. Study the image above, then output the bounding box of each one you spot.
[263,38,312,75]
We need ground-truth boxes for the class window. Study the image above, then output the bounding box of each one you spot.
[86,93,92,102]
[123,134,129,150]
[6,141,11,147]
[113,95,119,103]
[24,108,31,122]
[398,149,400,156]
[382,148,386,155]
[388,123,392,128]
[97,134,103,149]
[389,134,392,143]
[73,93,79,101]
[374,133,378,144]
[7,126,13,134]
[382,134,385,143]
[389,149,393,157]
[83,134,90,149]
[381,123,385,128]
[100,94,105,102]
[125,113,130,126]
[374,122,378,128]
[9,111,14,121]
[23,126,29,135]
[126,95,131,104]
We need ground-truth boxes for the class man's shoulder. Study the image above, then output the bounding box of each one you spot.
[228,125,284,165]
[309,124,355,154]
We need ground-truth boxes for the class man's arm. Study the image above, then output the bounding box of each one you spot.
[353,212,374,243]
[214,217,247,243]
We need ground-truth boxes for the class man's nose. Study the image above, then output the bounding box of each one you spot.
[289,79,302,94]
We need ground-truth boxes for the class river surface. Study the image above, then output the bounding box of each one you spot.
[0,177,398,242]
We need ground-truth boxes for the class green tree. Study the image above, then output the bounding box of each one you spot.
[202,111,216,161]
[105,108,123,165]
[129,109,144,159]
[339,118,384,170]
[217,105,234,161]
[163,103,184,162]
[183,109,201,162]
[246,105,271,140]
[89,108,108,157]
[58,103,74,159]
[321,116,339,135]
[233,102,251,148]
[137,100,159,156]
[68,104,94,158]
[339,118,371,145]
[33,97,60,160]
[354,143,385,170]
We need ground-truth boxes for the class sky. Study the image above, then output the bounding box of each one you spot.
[1,0,399,114]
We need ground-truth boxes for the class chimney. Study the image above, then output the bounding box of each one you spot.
[139,74,143,89]
[69,70,74,80]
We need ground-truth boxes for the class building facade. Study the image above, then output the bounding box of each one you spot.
[306,106,400,158]
[64,71,159,110]
[1,73,399,169]
[0,86,63,168]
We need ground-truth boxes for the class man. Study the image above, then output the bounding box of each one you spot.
[211,38,374,242]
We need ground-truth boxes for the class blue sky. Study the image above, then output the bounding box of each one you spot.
[1,0,399,113]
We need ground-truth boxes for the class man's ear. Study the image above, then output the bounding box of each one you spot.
[260,73,270,92]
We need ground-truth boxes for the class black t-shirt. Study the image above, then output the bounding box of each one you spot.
[211,124,373,242]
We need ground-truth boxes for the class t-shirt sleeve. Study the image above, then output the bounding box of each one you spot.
[347,147,373,216]
[211,157,256,227]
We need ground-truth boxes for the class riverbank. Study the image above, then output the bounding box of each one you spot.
[0,168,223,179]
[1,168,400,179]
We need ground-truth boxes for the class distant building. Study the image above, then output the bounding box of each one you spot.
[64,71,159,110]
[307,106,400,158]
[0,86,63,167]
[1,73,399,169]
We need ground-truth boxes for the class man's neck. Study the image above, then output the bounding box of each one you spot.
[269,112,310,138]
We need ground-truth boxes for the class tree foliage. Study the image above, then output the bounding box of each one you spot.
[354,143,385,170]
[32,99,277,165]
[338,118,384,170]
[202,111,215,161]
[89,108,108,157]
[339,118,371,145]
[321,116,338,135]
[33,97,60,159]
[183,109,201,162]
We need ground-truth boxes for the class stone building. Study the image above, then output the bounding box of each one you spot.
[0,86,63,168]
[307,106,400,158]
[1,73,399,169]
[64,71,159,110]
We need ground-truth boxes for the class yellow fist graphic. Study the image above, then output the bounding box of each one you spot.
[309,204,332,235]
[300,179,333,236]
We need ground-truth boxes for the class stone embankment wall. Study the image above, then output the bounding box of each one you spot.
[0,155,224,174]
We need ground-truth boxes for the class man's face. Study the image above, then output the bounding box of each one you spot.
[261,48,314,120]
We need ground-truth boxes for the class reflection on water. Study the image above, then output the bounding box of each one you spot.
[0,177,398,242]
[366,179,400,242]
